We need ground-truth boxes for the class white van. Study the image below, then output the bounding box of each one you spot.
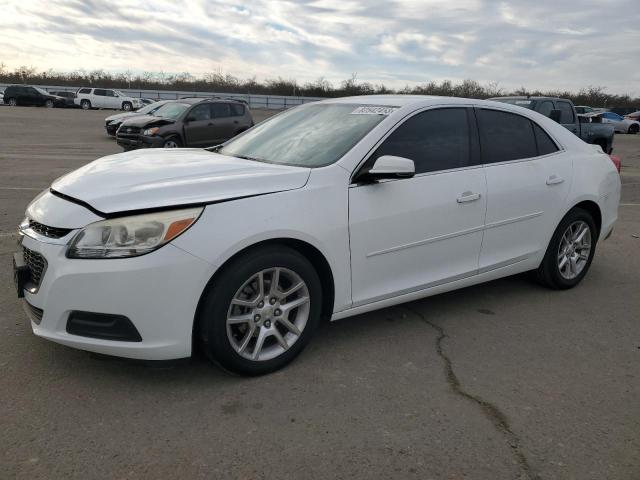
[74,88,143,111]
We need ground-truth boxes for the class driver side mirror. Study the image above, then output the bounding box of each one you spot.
[360,155,415,182]
[549,109,562,123]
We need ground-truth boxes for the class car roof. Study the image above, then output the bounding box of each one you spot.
[489,96,568,102]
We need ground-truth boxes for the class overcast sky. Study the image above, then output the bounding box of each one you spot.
[2,0,639,94]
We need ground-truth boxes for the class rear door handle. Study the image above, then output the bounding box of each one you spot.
[457,191,481,203]
[546,175,565,185]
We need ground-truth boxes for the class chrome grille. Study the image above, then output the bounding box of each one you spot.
[29,219,72,239]
[23,246,47,287]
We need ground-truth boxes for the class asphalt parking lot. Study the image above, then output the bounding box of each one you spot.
[1,106,639,480]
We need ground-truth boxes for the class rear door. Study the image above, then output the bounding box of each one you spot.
[211,103,236,142]
[476,108,572,272]
[348,107,487,306]
[183,103,214,147]
[93,89,107,108]
[104,90,119,109]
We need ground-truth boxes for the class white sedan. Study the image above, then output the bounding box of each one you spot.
[15,96,620,375]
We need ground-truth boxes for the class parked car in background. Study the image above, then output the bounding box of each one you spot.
[592,111,640,134]
[2,85,66,108]
[49,90,78,108]
[624,111,640,121]
[74,88,143,111]
[105,100,172,136]
[574,105,606,115]
[14,96,620,375]
[491,96,615,153]
[116,98,253,150]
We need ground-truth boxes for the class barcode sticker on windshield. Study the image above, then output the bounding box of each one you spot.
[351,106,398,115]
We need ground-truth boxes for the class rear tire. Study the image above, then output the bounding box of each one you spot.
[197,245,322,376]
[8,97,17,106]
[81,100,91,110]
[628,124,639,135]
[534,208,597,290]
[45,99,54,108]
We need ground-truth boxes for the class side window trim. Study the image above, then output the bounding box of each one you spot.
[350,105,478,184]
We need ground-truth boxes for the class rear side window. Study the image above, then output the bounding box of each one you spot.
[230,104,245,116]
[477,109,537,163]
[370,108,471,174]
[79,88,91,94]
[556,102,575,124]
[532,123,559,156]
[211,103,231,118]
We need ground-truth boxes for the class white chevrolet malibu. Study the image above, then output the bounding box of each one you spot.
[14,96,620,375]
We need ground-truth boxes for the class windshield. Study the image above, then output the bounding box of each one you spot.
[153,102,189,120]
[219,104,392,167]
[135,101,163,114]
[492,98,534,109]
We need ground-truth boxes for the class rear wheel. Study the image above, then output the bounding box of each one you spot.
[628,124,639,135]
[81,100,91,110]
[8,97,17,106]
[534,208,597,289]
[198,245,322,375]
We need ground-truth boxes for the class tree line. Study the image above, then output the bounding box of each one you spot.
[1,64,637,108]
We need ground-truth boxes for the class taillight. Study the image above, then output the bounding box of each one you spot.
[609,154,621,173]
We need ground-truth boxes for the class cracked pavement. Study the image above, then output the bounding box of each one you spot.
[1,107,639,479]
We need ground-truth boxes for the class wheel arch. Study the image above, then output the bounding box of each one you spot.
[566,199,602,237]
[192,237,336,351]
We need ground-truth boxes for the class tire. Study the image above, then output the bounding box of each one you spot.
[8,97,17,106]
[628,124,639,135]
[81,100,91,110]
[45,99,54,108]
[198,245,322,375]
[162,136,182,148]
[534,208,597,290]
[122,102,132,111]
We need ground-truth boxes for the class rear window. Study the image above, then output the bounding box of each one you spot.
[477,109,537,163]
[230,104,245,116]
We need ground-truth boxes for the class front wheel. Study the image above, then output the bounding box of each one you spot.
[534,208,597,289]
[198,246,322,375]
[162,137,182,148]
[122,102,132,111]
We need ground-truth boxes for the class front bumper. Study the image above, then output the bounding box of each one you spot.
[116,134,164,150]
[18,232,214,360]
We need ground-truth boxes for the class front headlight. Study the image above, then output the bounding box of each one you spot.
[67,207,203,259]
[143,127,159,136]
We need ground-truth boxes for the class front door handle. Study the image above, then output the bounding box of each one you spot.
[457,191,481,203]
[546,175,565,185]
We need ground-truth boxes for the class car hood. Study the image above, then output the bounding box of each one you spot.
[105,111,137,123]
[120,114,173,128]
[51,149,311,215]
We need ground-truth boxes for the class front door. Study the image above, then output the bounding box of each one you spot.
[183,104,214,147]
[349,107,487,306]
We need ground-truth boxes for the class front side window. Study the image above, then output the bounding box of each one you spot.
[189,104,211,121]
[556,102,575,124]
[477,109,537,163]
[153,102,189,120]
[105,90,116,97]
[219,104,388,167]
[368,108,471,174]
[94,89,106,96]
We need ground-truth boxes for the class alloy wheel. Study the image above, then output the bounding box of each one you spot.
[557,220,592,280]
[163,140,179,148]
[226,267,310,361]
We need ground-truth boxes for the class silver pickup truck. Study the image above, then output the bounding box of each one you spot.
[490,96,615,154]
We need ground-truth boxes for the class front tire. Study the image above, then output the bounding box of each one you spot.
[535,208,597,289]
[198,245,322,375]
[122,101,132,111]
[162,136,182,148]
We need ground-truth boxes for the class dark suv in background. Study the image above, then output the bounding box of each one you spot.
[2,85,66,108]
[116,98,254,150]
